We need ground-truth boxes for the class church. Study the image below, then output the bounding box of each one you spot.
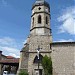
[18,0,75,75]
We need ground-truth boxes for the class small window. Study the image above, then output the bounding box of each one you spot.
[38,7,41,10]
[38,15,41,24]
[33,17,34,26]
[46,16,48,24]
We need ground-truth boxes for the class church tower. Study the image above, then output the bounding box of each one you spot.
[31,0,51,35]
[18,0,52,75]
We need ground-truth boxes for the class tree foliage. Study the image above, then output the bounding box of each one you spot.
[19,70,29,75]
[41,55,53,75]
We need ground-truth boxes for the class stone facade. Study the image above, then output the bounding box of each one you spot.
[18,35,52,75]
[18,0,52,75]
[52,42,75,75]
[18,0,75,75]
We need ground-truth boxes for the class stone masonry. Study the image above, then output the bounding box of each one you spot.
[18,0,75,75]
[52,42,75,75]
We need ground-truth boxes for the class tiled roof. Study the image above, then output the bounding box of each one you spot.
[6,56,15,59]
[0,58,19,64]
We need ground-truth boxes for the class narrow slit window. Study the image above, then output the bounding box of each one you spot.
[33,17,34,26]
[46,16,48,24]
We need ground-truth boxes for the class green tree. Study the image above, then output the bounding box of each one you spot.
[19,70,29,75]
[41,55,52,75]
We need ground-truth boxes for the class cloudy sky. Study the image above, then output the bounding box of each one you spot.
[0,0,75,57]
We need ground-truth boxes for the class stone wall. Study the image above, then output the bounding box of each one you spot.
[18,37,75,75]
[18,43,29,74]
[52,42,75,75]
[27,35,52,75]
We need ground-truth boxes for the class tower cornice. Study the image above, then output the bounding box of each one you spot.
[30,26,51,32]
[31,11,50,17]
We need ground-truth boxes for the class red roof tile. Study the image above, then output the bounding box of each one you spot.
[0,58,19,64]
[6,56,15,59]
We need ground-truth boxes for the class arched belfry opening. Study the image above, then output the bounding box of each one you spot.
[38,15,41,24]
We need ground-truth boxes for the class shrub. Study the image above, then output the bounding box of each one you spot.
[41,55,53,75]
[19,70,29,75]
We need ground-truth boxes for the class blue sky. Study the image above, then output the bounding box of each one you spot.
[0,0,75,57]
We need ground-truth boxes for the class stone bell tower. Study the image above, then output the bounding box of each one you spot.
[31,0,51,35]
[18,0,52,75]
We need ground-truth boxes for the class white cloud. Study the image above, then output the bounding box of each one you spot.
[0,37,15,46]
[0,46,19,53]
[54,39,74,42]
[0,37,20,58]
[57,6,75,35]
[9,53,20,58]
[0,46,20,58]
